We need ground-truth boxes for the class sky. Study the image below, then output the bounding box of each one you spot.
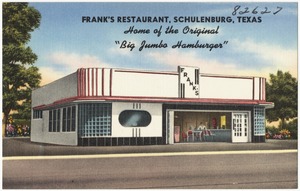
[27,2,298,85]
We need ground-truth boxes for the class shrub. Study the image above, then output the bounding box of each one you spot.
[266,119,297,139]
[266,125,279,139]
[284,118,297,139]
[279,129,291,139]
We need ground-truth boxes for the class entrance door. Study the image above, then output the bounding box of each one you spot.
[232,113,249,142]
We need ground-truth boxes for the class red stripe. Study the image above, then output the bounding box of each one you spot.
[32,96,274,110]
[114,69,178,76]
[96,68,98,96]
[87,68,90,96]
[259,78,261,100]
[264,78,266,100]
[77,69,80,96]
[79,69,82,96]
[82,69,85,96]
[81,69,83,96]
[32,104,47,110]
[252,77,255,100]
[79,68,82,96]
[201,74,253,80]
[110,69,113,96]
[83,69,86,96]
[92,68,94,96]
[102,68,104,96]
[262,78,266,100]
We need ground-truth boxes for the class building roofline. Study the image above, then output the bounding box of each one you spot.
[32,96,274,110]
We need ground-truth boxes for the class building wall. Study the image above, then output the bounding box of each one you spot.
[31,110,77,145]
[112,70,178,98]
[32,72,78,107]
[77,101,163,146]
[199,75,265,100]
[77,68,178,98]
[111,102,163,137]
[76,67,266,101]
[32,67,267,109]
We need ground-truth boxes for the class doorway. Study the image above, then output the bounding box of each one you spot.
[232,112,250,143]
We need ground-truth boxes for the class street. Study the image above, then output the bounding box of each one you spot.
[3,151,297,189]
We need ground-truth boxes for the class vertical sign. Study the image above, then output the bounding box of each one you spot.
[178,66,200,98]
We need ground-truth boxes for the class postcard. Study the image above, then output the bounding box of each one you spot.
[2,1,298,189]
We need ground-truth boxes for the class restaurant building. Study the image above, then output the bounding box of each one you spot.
[31,66,273,146]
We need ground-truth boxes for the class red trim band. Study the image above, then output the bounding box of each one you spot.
[201,74,253,80]
[33,96,274,110]
[114,69,178,76]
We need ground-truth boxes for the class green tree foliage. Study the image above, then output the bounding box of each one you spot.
[285,118,298,139]
[3,3,42,125]
[266,70,298,128]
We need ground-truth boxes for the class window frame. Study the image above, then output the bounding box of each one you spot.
[78,103,112,137]
[62,106,76,132]
[33,110,43,119]
[118,110,152,127]
[48,106,76,133]
[48,109,61,132]
[254,106,265,136]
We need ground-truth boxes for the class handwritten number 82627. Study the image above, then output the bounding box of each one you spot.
[232,5,283,16]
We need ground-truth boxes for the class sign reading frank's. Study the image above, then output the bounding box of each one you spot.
[178,66,200,98]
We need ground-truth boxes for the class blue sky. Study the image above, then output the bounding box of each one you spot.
[28,2,298,85]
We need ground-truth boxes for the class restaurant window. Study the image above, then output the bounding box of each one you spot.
[62,106,76,132]
[78,103,111,137]
[119,110,151,127]
[48,109,60,132]
[33,110,43,119]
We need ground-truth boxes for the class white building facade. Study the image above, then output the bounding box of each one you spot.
[31,66,273,146]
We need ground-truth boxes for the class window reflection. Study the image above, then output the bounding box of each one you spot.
[119,110,151,127]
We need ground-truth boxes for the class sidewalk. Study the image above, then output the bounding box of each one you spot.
[2,137,298,157]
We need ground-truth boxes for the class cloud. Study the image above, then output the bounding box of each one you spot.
[146,38,298,80]
[39,66,66,86]
[49,52,111,71]
[109,46,133,56]
[40,52,112,85]
[147,49,242,75]
[231,38,298,78]
[40,38,297,86]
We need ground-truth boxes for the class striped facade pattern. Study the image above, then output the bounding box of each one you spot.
[77,68,112,97]
[76,68,267,101]
[253,77,266,101]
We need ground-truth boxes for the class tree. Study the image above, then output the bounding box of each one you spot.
[3,3,41,125]
[266,70,298,129]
